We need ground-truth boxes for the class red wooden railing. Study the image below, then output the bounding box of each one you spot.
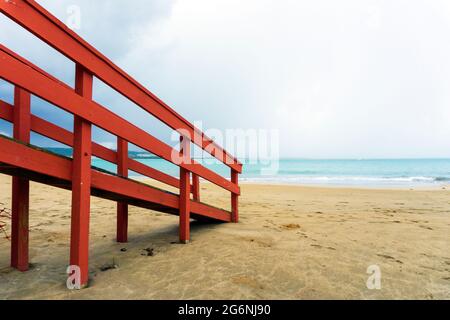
[0,0,241,287]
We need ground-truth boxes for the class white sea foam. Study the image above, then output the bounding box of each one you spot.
[240,175,443,185]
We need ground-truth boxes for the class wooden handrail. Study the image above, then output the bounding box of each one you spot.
[0,46,240,195]
[0,0,242,285]
[0,136,232,222]
[0,100,193,191]
[0,0,242,173]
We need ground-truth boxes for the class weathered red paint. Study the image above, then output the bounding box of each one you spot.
[179,136,191,243]
[231,170,239,223]
[0,136,232,222]
[10,87,30,271]
[0,1,242,287]
[0,100,195,191]
[0,45,240,195]
[192,174,200,202]
[117,137,128,243]
[70,65,93,287]
[0,0,242,173]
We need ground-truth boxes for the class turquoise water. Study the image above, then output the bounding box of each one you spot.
[46,149,450,186]
[88,156,450,187]
[240,158,450,186]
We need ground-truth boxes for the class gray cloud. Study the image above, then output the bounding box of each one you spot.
[38,0,175,60]
[1,0,450,158]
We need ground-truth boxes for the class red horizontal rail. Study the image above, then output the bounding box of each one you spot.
[1,0,241,283]
[0,136,231,222]
[0,0,242,173]
[127,158,180,189]
[0,46,240,195]
[0,100,13,123]
[0,99,186,190]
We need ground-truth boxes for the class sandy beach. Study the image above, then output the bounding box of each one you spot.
[0,173,449,300]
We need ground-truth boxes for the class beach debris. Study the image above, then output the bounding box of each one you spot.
[100,258,119,272]
[280,223,301,230]
[120,248,127,252]
[141,247,154,257]
[0,203,11,240]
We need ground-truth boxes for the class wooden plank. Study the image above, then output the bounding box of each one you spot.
[192,174,200,202]
[0,47,240,195]
[0,137,72,180]
[70,65,93,287]
[10,87,31,272]
[0,100,13,120]
[0,100,198,192]
[0,0,242,173]
[0,135,232,222]
[0,99,117,163]
[179,136,191,243]
[116,137,128,243]
[231,170,239,223]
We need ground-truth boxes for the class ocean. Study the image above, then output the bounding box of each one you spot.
[240,158,450,187]
[47,149,450,187]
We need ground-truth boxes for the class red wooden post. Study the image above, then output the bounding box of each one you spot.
[231,170,239,223]
[70,64,93,287]
[10,87,31,272]
[179,135,191,243]
[116,137,128,243]
[192,174,200,201]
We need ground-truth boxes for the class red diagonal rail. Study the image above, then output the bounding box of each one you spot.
[0,136,232,222]
[0,46,240,195]
[0,100,192,190]
[0,0,242,173]
[0,0,242,288]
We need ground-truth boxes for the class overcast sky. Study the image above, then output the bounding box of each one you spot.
[1,0,450,159]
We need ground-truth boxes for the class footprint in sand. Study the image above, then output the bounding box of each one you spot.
[376,254,403,264]
[311,244,336,251]
[245,237,272,248]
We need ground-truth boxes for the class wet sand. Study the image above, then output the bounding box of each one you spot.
[0,174,449,299]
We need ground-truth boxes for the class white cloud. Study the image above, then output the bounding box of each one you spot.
[119,0,450,158]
